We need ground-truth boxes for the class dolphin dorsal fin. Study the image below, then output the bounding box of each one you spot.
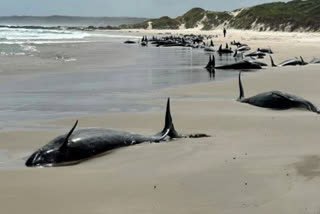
[205,55,212,69]
[300,56,306,65]
[164,98,172,131]
[233,49,238,58]
[238,72,244,100]
[153,98,181,141]
[60,120,78,150]
[270,55,276,67]
[211,55,215,67]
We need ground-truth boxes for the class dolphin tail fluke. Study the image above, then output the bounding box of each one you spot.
[238,72,244,101]
[270,55,276,67]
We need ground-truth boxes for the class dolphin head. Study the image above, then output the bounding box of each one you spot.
[25,120,78,167]
[25,136,69,167]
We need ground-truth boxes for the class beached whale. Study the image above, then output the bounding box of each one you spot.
[216,60,262,70]
[310,57,320,64]
[124,40,136,44]
[270,56,307,67]
[237,45,251,52]
[217,44,233,54]
[231,41,248,47]
[245,51,266,58]
[237,72,319,113]
[248,59,267,67]
[25,98,184,167]
[207,55,261,70]
[257,48,273,54]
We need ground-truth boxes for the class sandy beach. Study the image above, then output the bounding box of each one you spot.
[1,29,320,213]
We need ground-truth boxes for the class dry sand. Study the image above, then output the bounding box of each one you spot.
[1,29,320,214]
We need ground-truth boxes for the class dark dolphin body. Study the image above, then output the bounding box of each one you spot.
[216,60,262,70]
[270,56,307,67]
[217,44,233,54]
[310,57,320,64]
[234,50,267,67]
[207,55,261,70]
[26,99,182,167]
[248,59,268,67]
[257,48,273,54]
[124,40,136,44]
[237,45,251,52]
[245,51,266,58]
[237,72,319,113]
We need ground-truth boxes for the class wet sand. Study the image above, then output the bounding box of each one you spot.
[1,30,320,213]
[0,35,240,130]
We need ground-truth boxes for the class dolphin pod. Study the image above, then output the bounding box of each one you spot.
[25,98,183,167]
[237,72,319,113]
[24,37,320,168]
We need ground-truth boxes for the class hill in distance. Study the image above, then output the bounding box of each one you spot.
[121,0,320,32]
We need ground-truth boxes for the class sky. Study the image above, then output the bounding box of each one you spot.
[0,0,290,17]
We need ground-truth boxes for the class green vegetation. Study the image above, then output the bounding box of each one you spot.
[119,22,148,29]
[230,0,320,31]
[150,16,180,29]
[122,0,320,32]
[177,8,205,28]
[202,11,232,30]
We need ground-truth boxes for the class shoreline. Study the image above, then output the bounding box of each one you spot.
[117,28,320,42]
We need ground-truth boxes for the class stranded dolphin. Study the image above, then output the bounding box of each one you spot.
[237,72,320,113]
[25,98,183,167]
[310,57,320,64]
[217,44,233,54]
[208,55,262,70]
[270,55,307,67]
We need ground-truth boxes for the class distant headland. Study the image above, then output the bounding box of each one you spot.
[121,0,320,32]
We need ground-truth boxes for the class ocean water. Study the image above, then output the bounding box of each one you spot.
[0,27,90,56]
[0,27,242,130]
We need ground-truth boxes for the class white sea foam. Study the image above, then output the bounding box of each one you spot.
[0,27,90,41]
[0,27,92,56]
[0,40,88,45]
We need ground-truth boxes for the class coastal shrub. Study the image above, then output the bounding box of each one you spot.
[177,8,205,28]
[202,11,232,30]
[122,0,320,32]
